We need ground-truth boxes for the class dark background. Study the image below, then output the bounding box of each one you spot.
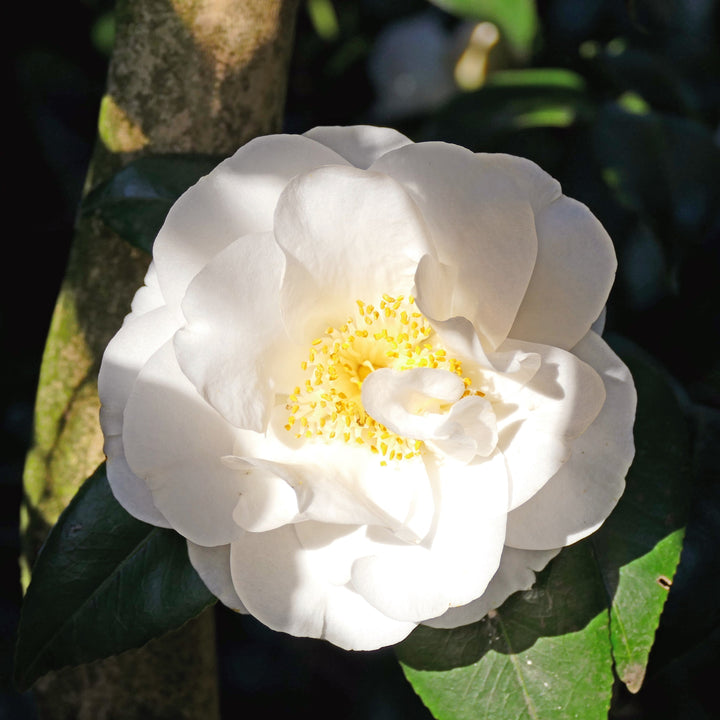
[3,0,719,717]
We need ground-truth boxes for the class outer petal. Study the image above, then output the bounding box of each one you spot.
[505,331,636,549]
[187,542,247,613]
[230,524,417,650]
[153,134,351,309]
[303,125,413,169]
[122,340,245,546]
[423,546,560,629]
[371,143,538,349]
[99,305,181,526]
[495,339,607,510]
[129,263,165,316]
[275,165,433,337]
[350,451,509,622]
[174,232,299,432]
[509,196,617,349]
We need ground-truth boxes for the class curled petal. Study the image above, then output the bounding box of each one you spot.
[430,395,498,462]
[505,332,636,549]
[495,339,607,510]
[372,143,538,349]
[361,367,465,439]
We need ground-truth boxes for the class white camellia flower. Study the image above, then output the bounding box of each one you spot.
[99,125,636,650]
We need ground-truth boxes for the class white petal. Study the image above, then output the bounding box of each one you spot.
[431,395,498,461]
[592,306,607,335]
[220,456,301,533]
[174,232,299,432]
[361,367,465,440]
[505,332,636,549]
[424,546,560,628]
[129,263,165,315]
[230,524,417,650]
[186,542,247,613]
[122,340,244,546]
[351,451,508,622]
[372,143,538,349]
[275,165,433,338]
[510,196,617,349]
[153,134,350,309]
[479,153,562,212]
[99,305,181,527]
[238,444,435,544]
[496,339,607,510]
[303,125,413,169]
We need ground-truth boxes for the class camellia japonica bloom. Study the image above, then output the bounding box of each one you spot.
[99,126,636,650]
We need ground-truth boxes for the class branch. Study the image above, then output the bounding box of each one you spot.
[21,1,300,717]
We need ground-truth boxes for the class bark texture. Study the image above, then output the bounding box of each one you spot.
[21,1,300,717]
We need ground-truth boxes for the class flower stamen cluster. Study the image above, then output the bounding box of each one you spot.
[285,294,483,463]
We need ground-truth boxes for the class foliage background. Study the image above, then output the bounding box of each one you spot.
[2,0,719,717]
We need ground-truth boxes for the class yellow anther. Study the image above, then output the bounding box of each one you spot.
[285,293,482,463]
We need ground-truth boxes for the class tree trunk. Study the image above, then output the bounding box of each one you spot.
[20,1,300,717]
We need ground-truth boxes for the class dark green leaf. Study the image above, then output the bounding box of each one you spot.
[398,337,691,716]
[14,464,215,690]
[429,69,592,151]
[82,154,222,253]
[592,104,720,249]
[592,336,691,692]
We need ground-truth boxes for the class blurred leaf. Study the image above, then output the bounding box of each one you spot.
[593,104,720,249]
[428,0,538,57]
[306,0,340,42]
[14,464,215,690]
[83,154,222,254]
[398,337,690,715]
[428,68,591,150]
[587,45,696,116]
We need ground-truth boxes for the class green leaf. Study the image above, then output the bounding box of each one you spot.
[14,464,215,690]
[83,154,222,253]
[591,337,691,692]
[399,543,613,720]
[428,0,538,57]
[398,337,690,717]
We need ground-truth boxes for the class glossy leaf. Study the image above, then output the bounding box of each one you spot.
[398,337,690,717]
[83,154,222,253]
[14,464,215,690]
[399,543,612,720]
[591,337,691,692]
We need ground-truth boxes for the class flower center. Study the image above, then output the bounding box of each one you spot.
[284,295,480,463]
